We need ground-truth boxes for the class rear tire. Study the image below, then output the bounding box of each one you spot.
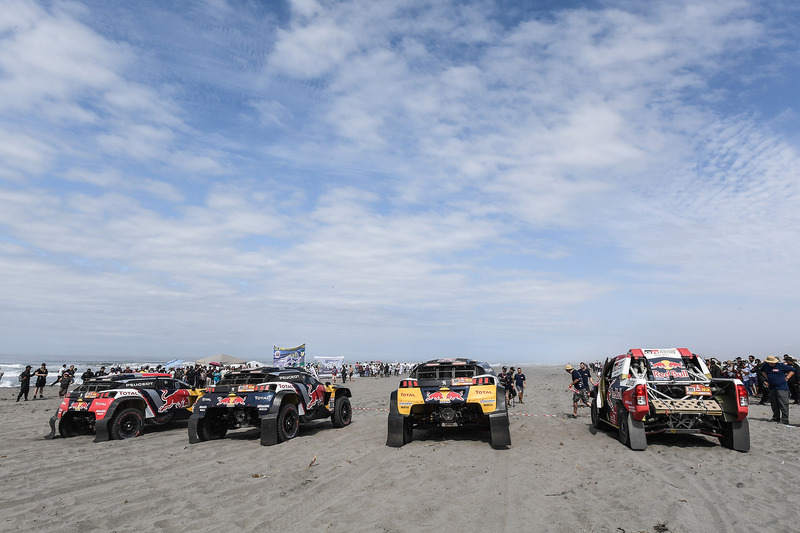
[591,398,601,429]
[403,416,414,444]
[151,412,174,426]
[110,408,144,440]
[277,403,299,442]
[198,411,228,441]
[617,407,629,446]
[332,396,352,428]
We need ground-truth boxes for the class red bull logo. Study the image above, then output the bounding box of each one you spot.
[71,400,90,411]
[651,359,683,370]
[308,384,326,408]
[159,390,190,413]
[217,395,246,407]
[426,390,464,402]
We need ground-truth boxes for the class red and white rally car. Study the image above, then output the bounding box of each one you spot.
[591,348,749,451]
[45,373,202,442]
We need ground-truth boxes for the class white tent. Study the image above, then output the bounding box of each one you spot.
[195,353,247,366]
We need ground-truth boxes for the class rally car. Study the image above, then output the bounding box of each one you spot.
[386,358,510,448]
[591,348,750,451]
[188,367,352,446]
[45,373,202,442]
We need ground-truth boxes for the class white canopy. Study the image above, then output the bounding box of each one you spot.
[195,353,247,366]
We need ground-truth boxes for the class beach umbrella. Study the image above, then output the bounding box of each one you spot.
[208,361,221,366]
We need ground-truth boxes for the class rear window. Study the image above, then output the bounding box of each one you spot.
[412,364,482,380]
[219,367,280,386]
[75,380,120,393]
[646,357,691,381]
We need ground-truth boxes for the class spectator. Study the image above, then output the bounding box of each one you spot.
[514,367,527,403]
[58,368,74,397]
[761,355,795,424]
[17,365,32,402]
[565,364,589,418]
[51,364,67,387]
[33,363,48,399]
[784,356,800,405]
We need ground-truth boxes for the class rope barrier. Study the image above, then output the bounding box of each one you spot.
[352,406,564,417]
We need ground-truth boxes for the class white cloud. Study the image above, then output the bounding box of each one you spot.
[0,0,798,360]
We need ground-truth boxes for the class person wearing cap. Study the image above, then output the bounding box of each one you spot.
[761,356,795,424]
[17,365,33,402]
[565,364,589,418]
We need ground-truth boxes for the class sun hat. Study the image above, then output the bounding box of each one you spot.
[565,364,574,370]
[765,356,779,364]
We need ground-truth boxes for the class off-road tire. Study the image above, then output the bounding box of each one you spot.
[151,412,174,426]
[332,396,352,428]
[617,406,630,446]
[277,403,299,442]
[591,397,601,429]
[110,407,144,440]
[198,410,228,441]
[403,416,413,444]
[59,413,93,437]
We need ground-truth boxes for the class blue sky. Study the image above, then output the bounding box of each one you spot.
[1,0,798,363]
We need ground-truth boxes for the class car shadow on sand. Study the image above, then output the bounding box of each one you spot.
[588,424,719,449]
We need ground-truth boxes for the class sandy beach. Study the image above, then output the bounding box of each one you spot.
[1,365,799,533]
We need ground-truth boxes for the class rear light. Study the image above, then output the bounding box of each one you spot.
[635,384,648,406]
[736,384,749,407]
[472,377,492,385]
[205,386,216,393]
[400,380,418,388]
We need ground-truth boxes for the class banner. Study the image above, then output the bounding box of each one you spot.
[314,356,344,376]
[273,344,306,367]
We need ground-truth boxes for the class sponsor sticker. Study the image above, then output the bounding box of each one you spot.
[217,396,245,407]
[685,384,712,396]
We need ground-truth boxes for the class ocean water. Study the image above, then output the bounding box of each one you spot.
[0,357,169,388]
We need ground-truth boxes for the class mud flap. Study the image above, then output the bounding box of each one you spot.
[489,412,511,447]
[45,415,58,440]
[260,414,278,446]
[628,414,647,451]
[727,418,750,452]
[386,413,408,447]
[386,391,407,447]
[187,413,202,444]
[488,389,511,447]
[94,417,111,443]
